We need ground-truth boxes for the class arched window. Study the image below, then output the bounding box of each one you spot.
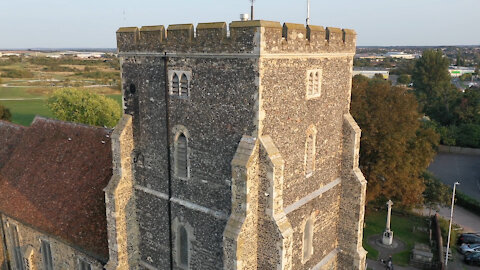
[179,225,189,267]
[129,83,136,94]
[313,72,320,95]
[305,131,316,177]
[308,72,314,96]
[175,133,188,178]
[180,74,189,96]
[303,218,314,262]
[306,69,322,99]
[172,74,180,95]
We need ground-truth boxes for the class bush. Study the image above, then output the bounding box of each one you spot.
[456,191,480,217]
[397,74,411,85]
[0,68,34,78]
[0,103,12,121]
[455,124,480,148]
[47,88,121,128]
[437,215,462,248]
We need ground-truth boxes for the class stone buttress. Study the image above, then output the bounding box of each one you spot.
[116,20,366,270]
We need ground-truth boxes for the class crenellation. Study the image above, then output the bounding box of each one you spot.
[117,27,139,52]
[167,23,194,45]
[282,23,307,41]
[116,16,365,270]
[116,20,356,54]
[139,25,165,51]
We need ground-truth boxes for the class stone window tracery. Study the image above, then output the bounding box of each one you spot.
[169,70,192,98]
[306,69,322,99]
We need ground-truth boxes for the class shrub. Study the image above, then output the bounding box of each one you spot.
[47,88,121,128]
[0,68,34,78]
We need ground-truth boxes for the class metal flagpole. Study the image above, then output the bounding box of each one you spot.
[306,0,310,25]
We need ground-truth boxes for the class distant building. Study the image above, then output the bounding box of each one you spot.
[353,67,389,79]
[449,66,475,77]
[384,52,417,59]
[76,52,105,59]
[0,117,113,270]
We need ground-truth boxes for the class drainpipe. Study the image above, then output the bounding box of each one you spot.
[163,53,174,270]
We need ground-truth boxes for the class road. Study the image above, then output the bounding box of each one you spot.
[428,152,480,201]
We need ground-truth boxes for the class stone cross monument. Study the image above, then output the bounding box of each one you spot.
[382,200,394,245]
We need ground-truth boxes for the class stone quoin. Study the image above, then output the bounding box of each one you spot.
[108,20,367,270]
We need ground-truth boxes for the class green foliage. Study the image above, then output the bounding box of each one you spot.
[0,68,34,78]
[75,71,119,80]
[413,49,458,126]
[0,56,21,66]
[454,87,480,125]
[456,191,480,217]
[351,75,440,207]
[459,73,472,81]
[455,123,480,148]
[47,88,121,128]
[437,216,461,248]
[42,64,77,72]
[397,74,411,85]
[0,103,12,121]
[422,172,450,212]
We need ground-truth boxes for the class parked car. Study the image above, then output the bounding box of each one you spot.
[465,252,480,266]
[457,233,480,245]
[460,243,480,255]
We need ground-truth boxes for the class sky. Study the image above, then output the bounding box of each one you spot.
[1,0,479,48]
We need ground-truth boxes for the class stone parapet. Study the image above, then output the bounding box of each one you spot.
[117,20,356,54]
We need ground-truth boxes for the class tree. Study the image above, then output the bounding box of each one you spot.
[351,75,439,207]
[0,103,12,121]
[422,173,450,215]
[412,49,459,125]
[47,88,121,128]
[397,74,411,85]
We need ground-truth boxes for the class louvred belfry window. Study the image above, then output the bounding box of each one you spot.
[172,74,180,95]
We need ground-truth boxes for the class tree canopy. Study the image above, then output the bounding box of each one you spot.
[47,88,121,128]
[0,103,12,121]
[412,49,459,125]
[351,75,439,207]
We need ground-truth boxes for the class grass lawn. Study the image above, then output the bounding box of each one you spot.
[363,210,430,266]
[1,99,53,126]
[0,86,45,99]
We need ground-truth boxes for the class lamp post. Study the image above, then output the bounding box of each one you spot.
[445,181,460,267]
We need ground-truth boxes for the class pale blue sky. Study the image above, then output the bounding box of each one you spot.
[1,0,479,48]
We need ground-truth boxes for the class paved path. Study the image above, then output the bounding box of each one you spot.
[0,98,45,101]
[428,152,480,201]
[416,206,480,233]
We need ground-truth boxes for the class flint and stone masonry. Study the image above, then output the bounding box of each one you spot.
[110,20,367,270]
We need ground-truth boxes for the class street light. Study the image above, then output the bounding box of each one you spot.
[445,181,460,267]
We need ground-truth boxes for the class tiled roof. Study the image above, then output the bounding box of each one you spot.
[0,121,26,169]
[0,117,113,261]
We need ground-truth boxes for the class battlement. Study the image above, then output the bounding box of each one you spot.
[117,20,356,54]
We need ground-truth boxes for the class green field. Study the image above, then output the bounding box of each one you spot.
[1,86,122,126]
[0,56,122,126]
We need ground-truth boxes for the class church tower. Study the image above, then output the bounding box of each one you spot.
[108,20,367,270]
